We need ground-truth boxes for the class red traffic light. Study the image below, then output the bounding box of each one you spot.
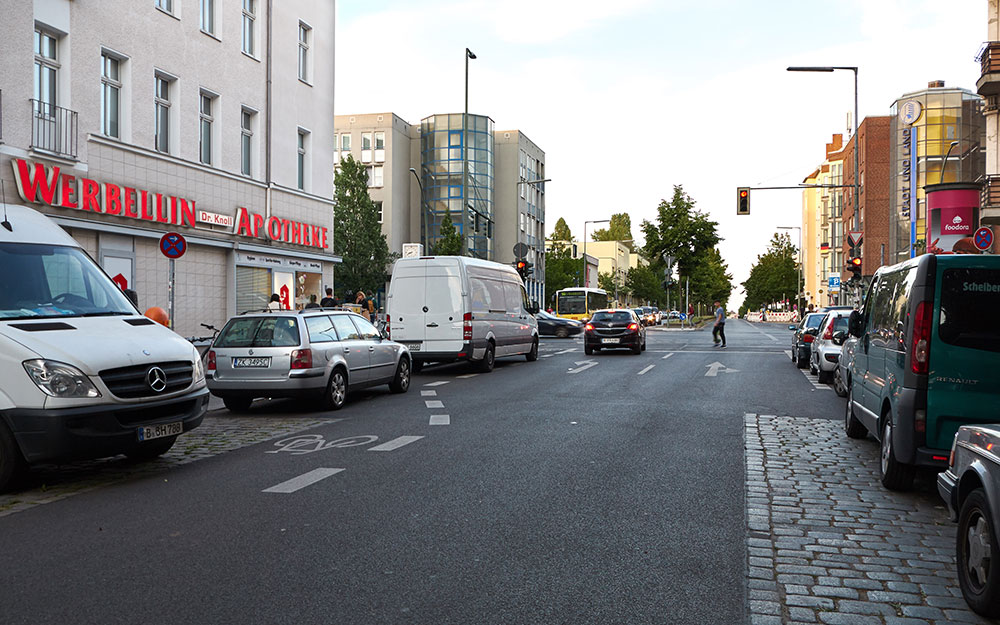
[516,260,527,270]
[849,257,861,267]
[739,190,748,199]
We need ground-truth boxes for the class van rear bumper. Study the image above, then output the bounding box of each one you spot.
[411,342,477,363]
[1,387,209,464]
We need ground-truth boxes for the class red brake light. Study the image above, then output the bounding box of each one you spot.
[628,322,639,331]
[207,350,216,371]
[911,300,932,374]
[822,322,834,341]
[463,312,473,340]
[585,324,594,332]
[803,334,814,343]
[291,348,313,369]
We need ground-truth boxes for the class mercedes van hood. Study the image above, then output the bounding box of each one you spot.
[0,315,197,374]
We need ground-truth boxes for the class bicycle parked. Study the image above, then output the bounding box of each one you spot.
[184,323,220,359]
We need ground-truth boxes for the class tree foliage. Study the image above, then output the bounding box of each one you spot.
[625,264,664,306]
[641,186,721,278]
[591,213,633,246]
[430,210,463,256]
[544,240,582,306]
[741,233,799,312]
[333,154,394,297]
[598,271,618,298]
[550,217,573,241]
[688,247,733,309]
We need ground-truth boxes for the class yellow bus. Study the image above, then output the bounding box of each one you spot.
[554,287,609,321]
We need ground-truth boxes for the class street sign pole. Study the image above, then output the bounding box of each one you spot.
[168,258,175,330]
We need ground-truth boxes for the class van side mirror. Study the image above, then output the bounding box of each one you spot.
[848,310,862,338]
[526,303,539,315]
[124,289,139,307]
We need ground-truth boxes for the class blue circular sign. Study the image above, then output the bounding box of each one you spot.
[159,232,187,259]
[679,313,687,321]
[974,227,994,251]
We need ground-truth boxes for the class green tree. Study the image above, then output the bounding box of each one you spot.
[741,233,799,312]
[544,240,583,306]
[591,213,633,246]
[688,247,733,310]
[430,210,463,256]
[641,186,721,278]
[550,217,573,241]
[625,264,665,306]
[333,154,394,295]
[598,271,617,299]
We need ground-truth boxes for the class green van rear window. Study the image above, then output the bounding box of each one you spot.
[939,268,1000,353]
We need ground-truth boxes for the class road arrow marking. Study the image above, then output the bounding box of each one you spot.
[705,361,740,377]
[568,360,598,374]
[556,348,577,355]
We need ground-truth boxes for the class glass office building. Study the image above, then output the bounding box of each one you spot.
[419,114,495,259]
[889,83,985,263]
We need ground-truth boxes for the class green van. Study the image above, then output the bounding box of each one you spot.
[844,253,1000,490]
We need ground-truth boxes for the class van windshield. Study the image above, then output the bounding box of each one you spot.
[939,268,1000,353]
[0,242,136,320]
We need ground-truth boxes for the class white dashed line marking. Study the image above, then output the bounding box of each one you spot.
[457,374,479,379]
[423,381,450,387]
[662,353,674,360]
[368,436,424,452]
[429,414,450,426]
[637,365,655,375]
[262,468,344,493]
[420,390,437,397]
[425,400,444,409]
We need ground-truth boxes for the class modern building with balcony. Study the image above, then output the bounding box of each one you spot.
[977,5,1000,249]
[0,0,339,337]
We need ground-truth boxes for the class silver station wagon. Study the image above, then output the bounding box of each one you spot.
[206,309,411,411]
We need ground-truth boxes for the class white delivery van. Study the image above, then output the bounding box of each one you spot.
[0,204,209,490]
[386,255,539,372]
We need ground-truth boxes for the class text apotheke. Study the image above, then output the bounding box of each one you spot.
[10,158,328,250]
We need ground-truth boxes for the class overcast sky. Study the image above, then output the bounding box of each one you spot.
[335,0,984,308]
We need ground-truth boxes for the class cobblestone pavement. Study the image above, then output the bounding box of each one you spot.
[0,407,334,518]
[746,414,994,625]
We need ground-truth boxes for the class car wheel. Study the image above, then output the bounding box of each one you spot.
[525,339,538,362]
[844,384,866,439]
[631,342,641,355]
[125,436,177,461]
[641,338,647,351]
[584,344,593,356]
[796,348,807,369]
[322,368,348,410]
[223,395,253,412]
[809,356,818,375]
[389,358,410,393]
[834,367,847,397]
[0,422,26,493]
[879,417,914,491]
[818,368,832,384]
[958,488,1000,617]
[556,327,569,338]
[477,342,495,373]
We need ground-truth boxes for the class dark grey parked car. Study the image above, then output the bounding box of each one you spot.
[207,309,411,411]
[788,312,827,369]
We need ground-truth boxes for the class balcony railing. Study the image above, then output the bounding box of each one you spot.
[30,99,78,159]
[981,175,1000,208]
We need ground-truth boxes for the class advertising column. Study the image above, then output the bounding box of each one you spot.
[924,182,981,254]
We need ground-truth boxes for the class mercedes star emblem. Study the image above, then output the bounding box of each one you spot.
[146,366,168,393]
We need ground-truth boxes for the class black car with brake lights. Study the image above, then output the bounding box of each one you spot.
[584,309,647,355]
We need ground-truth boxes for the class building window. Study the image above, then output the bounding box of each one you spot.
[101,53,122,139]
[199,92,215,165]
[154,74,172,153]
[241,108,255,177]
[155,0,174,14]
[375,131,385,163]
[297,129,309,190]
[241,0,256,56]
[366,165,383,188]
[340,133,351,152]
[374,201,383,224]
[361,132,372,163]
[200,0,215,35]
[34,29,58,109]
[298,22,311,82]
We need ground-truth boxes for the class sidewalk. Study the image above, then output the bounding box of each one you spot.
[745,414,990,625]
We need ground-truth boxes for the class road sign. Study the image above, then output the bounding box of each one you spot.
[111,273,128,290]
[974,227,994,251]
[679,313,687,321]
[159,232,187,259]
[848,231,864,248]
[512,242,529,258]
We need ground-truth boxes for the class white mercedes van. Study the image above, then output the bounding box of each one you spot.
[0,204,209,490]
[386,256,539,372]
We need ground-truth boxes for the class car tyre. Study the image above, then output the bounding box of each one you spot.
[809,356,818,375]
[223,395,253,412]
[796,348,808,369]
[556,327,569,338]
[958,488,1000,617]
[477,342,495,373]
[322,368,348,411]
[525,339,538,362]
[584,344,593,356]
[844,384,866,439]
[818,368,832,384]
[834,366,847,397]
[125,436,177,461]
[641,337,647,351]
[631,342,641,355]
[389,358,410,393]
[0,422,26,493]
[879,417,915,491]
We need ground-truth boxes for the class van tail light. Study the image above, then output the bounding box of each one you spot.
[914,409,926,433]
[585,324,594,332]
[911,300,932,375]
[628,322,639,332]
[207,350,217,371]
[803,334,814,343]
[291,349,313,369]
[463,312,473,340]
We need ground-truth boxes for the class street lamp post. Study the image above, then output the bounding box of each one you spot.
[409,167,426,251]
[464,48,477,256]
[582,219,610,288]
[939,140,960,184]
[777,226,803,313]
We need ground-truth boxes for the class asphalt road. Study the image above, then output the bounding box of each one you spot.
[0,320,843,625]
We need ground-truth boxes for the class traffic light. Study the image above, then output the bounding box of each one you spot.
[737,187,750,215]
[847,256,862,280]
[515,259,532,279]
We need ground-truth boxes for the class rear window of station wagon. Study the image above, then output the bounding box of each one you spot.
[939,268,1000,353]
[216,317,301,348]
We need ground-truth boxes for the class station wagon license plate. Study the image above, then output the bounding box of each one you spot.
[602,338,619,344]
[137,421,182,441]
[233,357,271,368]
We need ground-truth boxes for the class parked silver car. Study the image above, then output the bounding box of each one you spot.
[938,424,1000,617]
[206,309,411,411]
[809,310,853,383]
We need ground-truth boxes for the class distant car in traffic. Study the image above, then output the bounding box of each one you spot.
[668,310,681,320]
[809,310,852,383]
[535,310,584,338]
[641,306,657,326]
[207,309,411,412]
[584,309,647,355]
[788,312,827,369]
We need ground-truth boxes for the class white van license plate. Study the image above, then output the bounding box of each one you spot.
[137,421,182,441]
[233,357,270,368]
[399,341,422,352]
[602,338,619,344]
